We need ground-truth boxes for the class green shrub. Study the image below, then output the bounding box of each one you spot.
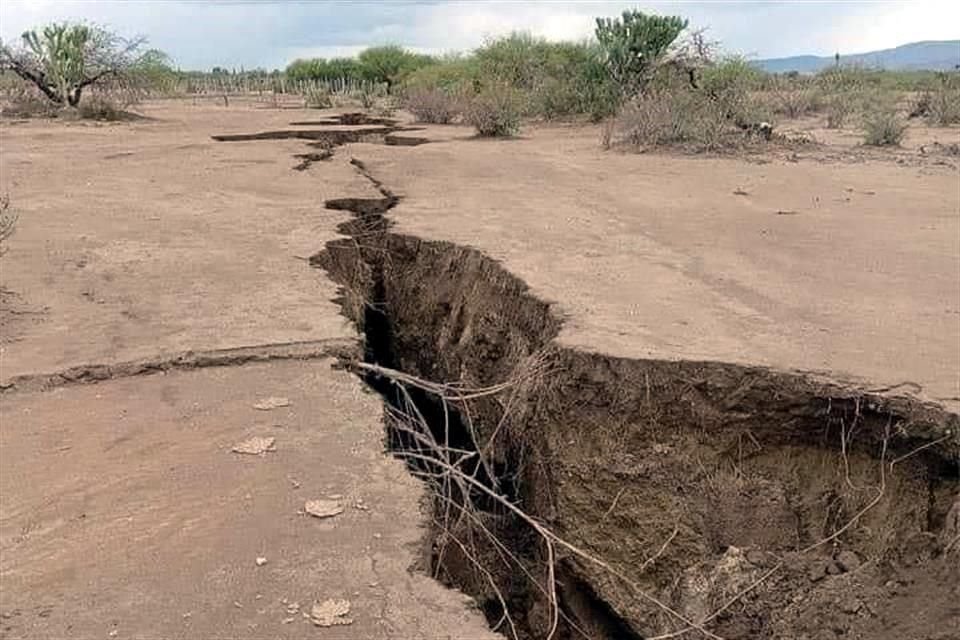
[357,45,435,91]
[403,56,480,94]
[862,107,908,145]
[463,84,524,136]
[403,88,462,123]
[700,56,767,125]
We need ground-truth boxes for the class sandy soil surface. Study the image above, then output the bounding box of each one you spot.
[1,99,957,639]
[1,101,497,639]
[0,359,496,639]
[0,102,373,378]
[353,120,960,407]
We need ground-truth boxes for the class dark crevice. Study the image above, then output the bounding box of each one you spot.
[291,112,399,126]
[212,120,429,169]
[309,155,959,640]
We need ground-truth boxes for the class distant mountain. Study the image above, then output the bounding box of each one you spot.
[756,40,960,73]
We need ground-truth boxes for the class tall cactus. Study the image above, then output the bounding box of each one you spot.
[1,22,142,108]
[22,24,92,106]
[595,10,688,101]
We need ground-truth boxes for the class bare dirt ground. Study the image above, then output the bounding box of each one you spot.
[351,120,960,407]
[1,98,958,639]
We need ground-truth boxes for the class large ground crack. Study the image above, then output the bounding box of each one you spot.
[213,114,429,170]
[312,156,959,640]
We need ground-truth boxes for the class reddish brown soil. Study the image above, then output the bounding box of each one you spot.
[1,98,957,640]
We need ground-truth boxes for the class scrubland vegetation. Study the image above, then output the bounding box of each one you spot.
[2,10,958,147]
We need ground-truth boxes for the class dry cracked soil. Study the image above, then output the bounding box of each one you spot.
[0,98,958,640]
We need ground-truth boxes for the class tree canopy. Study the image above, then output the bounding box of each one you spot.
[1,22,146,107]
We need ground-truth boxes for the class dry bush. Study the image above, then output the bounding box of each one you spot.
[403,88,462,124]
[609,90,729,151]
[372,95,399,118]
[77,93,124,120]
[768,76,823,118]
[862,107,908,146]
[304,85,333,108]
[0,195,17,256]
[824,93,857,129]
[925,87,960,125]
[1,84,60,118]
[463,85,524,137]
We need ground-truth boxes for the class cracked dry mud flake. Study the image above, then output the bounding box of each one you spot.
[231,436,276,455]
[252,396,291,410]
[304,499,344,519]
[310,599,353,627]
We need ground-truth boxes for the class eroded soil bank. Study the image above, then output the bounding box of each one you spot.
[313,160,959,640]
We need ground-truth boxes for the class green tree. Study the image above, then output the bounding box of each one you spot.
[595,10,688,100]
[358,45,435,91]
[1,22,146,107]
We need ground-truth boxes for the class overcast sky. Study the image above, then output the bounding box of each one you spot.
[1,0,958,70]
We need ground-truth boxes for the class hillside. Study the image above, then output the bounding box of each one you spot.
[757,40,960,73]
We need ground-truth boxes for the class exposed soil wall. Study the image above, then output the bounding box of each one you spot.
[313,159,959,640]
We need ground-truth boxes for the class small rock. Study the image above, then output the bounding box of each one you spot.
[304,499,344,519]
[281,617,296,624]
[231,436,276,455]
[808,559,830,582]
[826,561,843,575]
[108,631,118,638]
[253,397,291,411]
[255,557,268,567]
[839,597,862,614]
[310,599,353,627]
[746,550,766,566]
[836,550,861,573]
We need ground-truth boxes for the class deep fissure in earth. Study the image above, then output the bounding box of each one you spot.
[311,157,959,640]
[208,118,960,638]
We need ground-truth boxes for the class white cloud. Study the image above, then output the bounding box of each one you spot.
[1,0,957,69]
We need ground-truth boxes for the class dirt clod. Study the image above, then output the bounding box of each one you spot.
[304,499,344,519]
[310,599,353,627]
[836,550,861,573]
[231,436,276,455]
[253,397,290,410]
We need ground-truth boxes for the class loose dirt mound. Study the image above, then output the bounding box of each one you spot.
[313,160,959,640]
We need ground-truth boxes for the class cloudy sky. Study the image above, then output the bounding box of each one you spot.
[1,0,957,70]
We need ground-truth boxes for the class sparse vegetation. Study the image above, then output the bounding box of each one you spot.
[919,72,960,125]
[768,75,823,118]
[403,88,462,124]
[0,195,16,256]
[463,84,524,137]
[304,85,333,108]
[863,105,908,146]
[608,89,728,151]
